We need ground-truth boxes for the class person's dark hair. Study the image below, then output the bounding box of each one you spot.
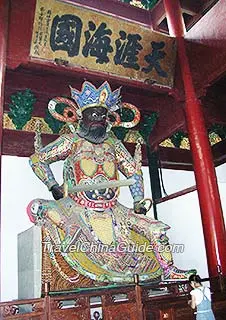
[189,274,202,284]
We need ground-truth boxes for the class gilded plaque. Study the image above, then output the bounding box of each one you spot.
[30,0,176,87]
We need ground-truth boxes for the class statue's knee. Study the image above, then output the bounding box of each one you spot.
[27,199,43,224]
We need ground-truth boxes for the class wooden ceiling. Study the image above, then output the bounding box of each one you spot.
[151,0,220,33]
[3,0,226,170]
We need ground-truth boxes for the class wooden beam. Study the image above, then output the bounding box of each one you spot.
[149,0,165,30]
[65,0,152,27]
[155,185,197,204]
[2,128,195,171]
[5,126,225,171]
[185,0,226,98]
[2,129,58,157]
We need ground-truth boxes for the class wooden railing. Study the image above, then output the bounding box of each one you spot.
[0,297,46,319]
[0,279,226,319]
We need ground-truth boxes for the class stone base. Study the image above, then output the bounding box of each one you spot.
[17,226,42,299]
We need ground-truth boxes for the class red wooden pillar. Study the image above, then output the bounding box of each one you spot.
[0,0,9,299]
[163,0,226,278]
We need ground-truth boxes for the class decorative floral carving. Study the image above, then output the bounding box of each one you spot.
[1,304,19,316]
[8,89,36,130]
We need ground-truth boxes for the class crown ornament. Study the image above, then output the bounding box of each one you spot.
[70,81,121,112]
[48,81,140,129]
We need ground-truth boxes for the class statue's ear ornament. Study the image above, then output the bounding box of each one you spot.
[110,102,140,128]
[108,111,121,127]
[48,81,140,128]
[48,97,80,123]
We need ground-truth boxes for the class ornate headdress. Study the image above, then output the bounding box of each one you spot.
[48,81,140,128]
[70,81,121,112]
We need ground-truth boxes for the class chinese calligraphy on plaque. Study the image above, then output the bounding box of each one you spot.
[30,0,176,87]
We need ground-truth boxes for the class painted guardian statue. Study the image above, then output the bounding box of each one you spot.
[27,81,194,289]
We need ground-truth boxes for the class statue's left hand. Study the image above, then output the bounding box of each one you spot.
[50,185,64,200]
[134,201,147,215]
[134,198,152,215]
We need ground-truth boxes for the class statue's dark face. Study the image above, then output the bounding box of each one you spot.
[78,106,108,144]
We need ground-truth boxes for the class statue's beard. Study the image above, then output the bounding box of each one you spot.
[78,121,108,144]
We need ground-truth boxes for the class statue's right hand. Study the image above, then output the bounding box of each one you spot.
[50,185,64,200]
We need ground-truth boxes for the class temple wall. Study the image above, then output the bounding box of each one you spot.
[158,166,226,280]
[1,156,61,301]
[1,156,226,301]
